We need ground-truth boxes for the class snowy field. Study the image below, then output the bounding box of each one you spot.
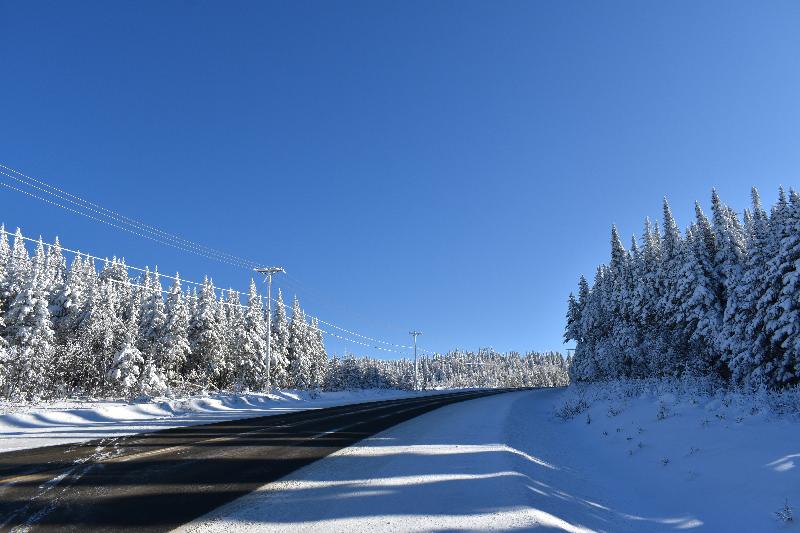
[181,384,800,532]
[0,389,431,453]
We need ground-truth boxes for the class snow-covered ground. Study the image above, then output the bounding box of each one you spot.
[0,389,429,453]
[180,383,800,532]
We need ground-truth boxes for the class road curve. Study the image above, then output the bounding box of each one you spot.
[0,389,518,532]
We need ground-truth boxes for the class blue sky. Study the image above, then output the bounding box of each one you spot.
[1,1,799,358]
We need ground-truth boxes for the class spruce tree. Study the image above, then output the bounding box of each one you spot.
[724,188,770,385]
[79,278,126,394]
[187,277,224,388]
[139,269,166,367]
[44,236,67,296]
[6,228,30,307]
[711,189,746,311]
[107,314,144,397]
[162,274,192,383]
[288,296,312,389]
[308,317,328,389]
[270,288,290,387]
[214,289,234,388]
[766,189,800,385]
[4,267,56,399]
[233,280,268,390]
[0,225,10,304]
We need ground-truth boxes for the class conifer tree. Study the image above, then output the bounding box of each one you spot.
[308,317,328,389]
[187,277,224,387]
[724,189,770,384]
[139,269,166,366]
[288,296,312,389]
[44,237,67,295]
[270,288,290,386]
[80,278,126,393]
[765,189,800,386]
[0,225,10,308]
[107,314,144,397]
[567,187,800,388]
[214,289,233,388]
[233,280,268,390]
[711,189,746,310]
[162,274,191,383]
[6,228,30,307]
[4,267,55,399]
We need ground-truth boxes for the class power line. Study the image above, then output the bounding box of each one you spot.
[0,172,414,346]
[281,272,416,349]
[0,179,255,269]
[0,162,440,355]
[0,163,258,268]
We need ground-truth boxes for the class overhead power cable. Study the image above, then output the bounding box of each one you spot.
[0,165,257,269]
[0,162,438,354]
[0,178,255,270]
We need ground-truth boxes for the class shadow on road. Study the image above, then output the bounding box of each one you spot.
[0,390,512,532]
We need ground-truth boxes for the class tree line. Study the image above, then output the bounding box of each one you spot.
[0,226,330,399]
[0,227,568,400]
[326,349,570,391]
[565,187,799,389]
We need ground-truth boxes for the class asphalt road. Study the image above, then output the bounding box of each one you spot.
[0,389,516,532]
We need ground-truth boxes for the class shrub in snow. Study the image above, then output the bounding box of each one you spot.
[776,499,793,523]
[555,395,590,420]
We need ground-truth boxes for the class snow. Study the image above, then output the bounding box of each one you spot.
[181,384,800,532]
[0,389,431,453]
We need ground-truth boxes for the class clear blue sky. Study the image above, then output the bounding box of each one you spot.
[1,1,799,358]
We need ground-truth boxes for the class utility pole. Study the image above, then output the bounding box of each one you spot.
[409,331,422,391]
[255,266,285,391]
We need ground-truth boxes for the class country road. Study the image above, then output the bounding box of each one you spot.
[0,389,515,532]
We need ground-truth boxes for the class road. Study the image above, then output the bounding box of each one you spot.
[0,389,515,532]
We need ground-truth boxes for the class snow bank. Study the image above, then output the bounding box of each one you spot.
[553,379,800,530]
[0,389,427,453]
[182,384,800,532]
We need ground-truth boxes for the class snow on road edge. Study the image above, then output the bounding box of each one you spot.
[0,389,440,452]
[181,385,800,532]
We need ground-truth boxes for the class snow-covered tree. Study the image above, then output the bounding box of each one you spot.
[107,315,144,397]
[567,187,800,389]
[79,277,126,393]
[288,296,312,389]
[270,288,290,387]
[161,274,191,383]
[139,268,166,367]
[308,317,328,389]
[0,226,11,314]
[231,280,268,390]
[5,228,30,309]
[3,266,55,399]
[764,189,800,386]
[187,277,225,388]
